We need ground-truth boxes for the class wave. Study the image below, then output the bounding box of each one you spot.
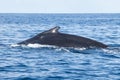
[11,43,57,48]
[10,43,120,54]
[11,43,87,53]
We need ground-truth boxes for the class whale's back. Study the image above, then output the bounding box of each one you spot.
[18,26,108,48]
[36,33,107,48]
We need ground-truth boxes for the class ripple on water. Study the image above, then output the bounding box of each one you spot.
[0,14,120,80]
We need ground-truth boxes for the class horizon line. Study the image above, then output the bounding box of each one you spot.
[0,12,120,14]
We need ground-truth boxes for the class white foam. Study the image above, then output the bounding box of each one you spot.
[11,43,57,48]
[11,43,87,53]
[102,48,120,54]
[27,44,56,48]
[74,47,87,50]
[11,44,20,47]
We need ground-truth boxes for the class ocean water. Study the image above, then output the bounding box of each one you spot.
[0,13,120,80]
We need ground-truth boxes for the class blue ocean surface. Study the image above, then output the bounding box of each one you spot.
[0,13,120,80]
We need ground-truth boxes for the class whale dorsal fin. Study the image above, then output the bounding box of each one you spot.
[43,26,60,34]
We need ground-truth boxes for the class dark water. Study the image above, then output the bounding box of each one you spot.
[0,13,120,80]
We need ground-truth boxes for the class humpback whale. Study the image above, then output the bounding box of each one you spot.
[18,26,107,48]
